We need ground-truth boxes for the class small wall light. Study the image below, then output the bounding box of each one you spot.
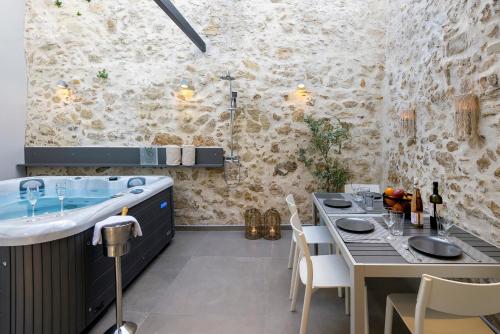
[179,79,195,100]
[399,106,416,138]
[454,93,481,147]
[56,80,69,89]
[296,82,308,97]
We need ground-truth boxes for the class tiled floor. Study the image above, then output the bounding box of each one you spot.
[88,231,411,334]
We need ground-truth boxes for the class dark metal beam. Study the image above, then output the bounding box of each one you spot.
[152,0,206,52]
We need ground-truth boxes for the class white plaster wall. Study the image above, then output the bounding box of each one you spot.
[0,0,27,180]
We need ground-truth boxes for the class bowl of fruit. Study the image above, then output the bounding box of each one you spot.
[383,187,412,217]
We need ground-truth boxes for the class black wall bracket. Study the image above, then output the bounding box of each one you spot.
[153,0,206,52]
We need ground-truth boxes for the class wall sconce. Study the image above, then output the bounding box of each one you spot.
[399,106,416,138]
[454,93,481,147]
[55,80,71,99]
[179,78,195,100]
[296,82,307,97]
[56,80,69,89]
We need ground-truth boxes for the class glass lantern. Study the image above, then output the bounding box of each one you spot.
[263,209,281,240]
[244,208,262,240]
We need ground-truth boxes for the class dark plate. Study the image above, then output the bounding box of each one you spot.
[336,218,374,233]
[408,236,462,258]
[324,199,352,208]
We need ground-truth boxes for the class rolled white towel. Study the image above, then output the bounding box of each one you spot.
[166,145,181,166]
[182,145,196,166]
[92,215,142,246]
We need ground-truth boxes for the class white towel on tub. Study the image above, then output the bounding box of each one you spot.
[166,145,181,166]
[92,215,142,246]
[182,145,196,166]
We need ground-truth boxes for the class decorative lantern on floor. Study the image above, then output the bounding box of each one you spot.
[244,208,262,240]
[263,209,281,240]
[399,106,416,138]
[454,93,481,147]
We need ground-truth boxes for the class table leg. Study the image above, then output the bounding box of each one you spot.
[350,265,367,334]
[312,199,319,255]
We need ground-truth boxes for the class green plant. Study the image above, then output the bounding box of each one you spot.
[298,115,351,192]
[97,69,108,79]
[54,0,62,7]
[76,11,82,16]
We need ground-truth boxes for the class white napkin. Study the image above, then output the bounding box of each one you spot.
[166,145,181,166]
[182,145,196,166]
[92,215,142,246]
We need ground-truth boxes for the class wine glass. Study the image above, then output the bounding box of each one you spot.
[382,211,395,240]
[56,183,66,216]
[27,186,40,220]
[437,216,454,241]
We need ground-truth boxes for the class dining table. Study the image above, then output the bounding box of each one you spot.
[312,192,500,334]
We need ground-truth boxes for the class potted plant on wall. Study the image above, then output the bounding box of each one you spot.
[298,115,351,192]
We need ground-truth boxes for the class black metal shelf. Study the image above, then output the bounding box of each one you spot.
[21,146,225,170]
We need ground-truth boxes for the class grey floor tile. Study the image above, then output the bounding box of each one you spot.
[154,256,272,316]
[193,231,273,257]
[137,313,265,334]
[163,231,209,256]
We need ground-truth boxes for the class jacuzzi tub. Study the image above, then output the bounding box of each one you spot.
[0,175,173,246]
[0,175,175,333]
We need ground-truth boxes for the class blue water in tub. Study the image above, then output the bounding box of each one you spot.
[0,190,113,220]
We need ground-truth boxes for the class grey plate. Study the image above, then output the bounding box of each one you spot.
[336,218,374,233]
[324,199,352,208]
[408,236,463,258]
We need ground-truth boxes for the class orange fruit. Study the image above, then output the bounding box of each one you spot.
[384,187,395,196]
[392,203,404,212]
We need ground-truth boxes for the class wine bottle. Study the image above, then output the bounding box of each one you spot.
[429,182,443,230]
[410,178,424,227]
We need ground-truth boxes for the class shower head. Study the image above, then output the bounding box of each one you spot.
[220,71,235,81]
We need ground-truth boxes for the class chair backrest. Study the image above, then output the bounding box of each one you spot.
[414,274,500,334]
[285,194,298,216]
[290,213,313,284]
[344,184,380,193]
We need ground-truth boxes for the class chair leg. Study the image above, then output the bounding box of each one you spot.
[287,238,295,269]
[290,249,301,311]
[384,296,393,334]
[300,283,313,334]
[289,244,299,299]
[345,287,350,315]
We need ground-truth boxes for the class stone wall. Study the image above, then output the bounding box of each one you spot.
[382,0,500,243]
[25,0,386,225]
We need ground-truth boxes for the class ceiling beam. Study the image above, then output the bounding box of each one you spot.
[152,0,207,53]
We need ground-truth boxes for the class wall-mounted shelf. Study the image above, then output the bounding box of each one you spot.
[20,147,225,169]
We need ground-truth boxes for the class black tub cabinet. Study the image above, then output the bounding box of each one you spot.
[0,187,174,334]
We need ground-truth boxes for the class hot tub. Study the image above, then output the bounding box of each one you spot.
[0,175,175,333]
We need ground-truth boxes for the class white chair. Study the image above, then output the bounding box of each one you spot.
[286,194,336,299]
[344,184,381,193]
[384,274,500,334]
[290,212,351,334]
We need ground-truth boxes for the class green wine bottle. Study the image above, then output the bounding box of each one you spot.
[429,182,443,230]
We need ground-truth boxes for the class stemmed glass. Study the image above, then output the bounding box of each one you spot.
[382,211,395,240]
[437,216,454,241]
[27,186,40,220]
[56,183,67,216]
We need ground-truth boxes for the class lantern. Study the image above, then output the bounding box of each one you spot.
[244,208,262,240]
[263,209,281,240]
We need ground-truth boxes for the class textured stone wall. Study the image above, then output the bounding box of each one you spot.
[25,0,386,225]
[382,0,500,243]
